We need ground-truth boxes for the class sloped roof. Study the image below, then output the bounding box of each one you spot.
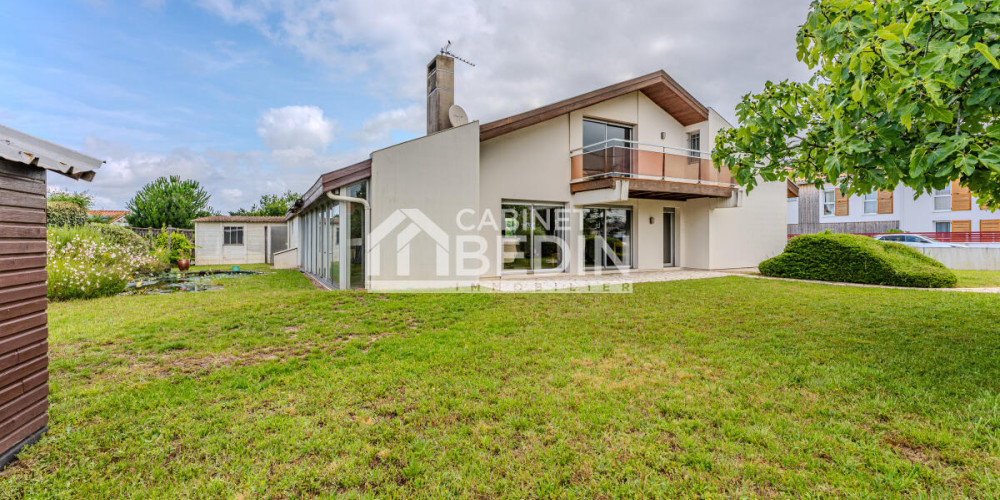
[479,70,709,142]
[192,216,286,223]
[87,210,128,222]
[0,124,103,180]
[88,210,128,217]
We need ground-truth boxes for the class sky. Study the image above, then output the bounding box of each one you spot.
[2,0,814,212]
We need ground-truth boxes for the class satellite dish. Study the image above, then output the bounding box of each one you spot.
[449,105,469,127]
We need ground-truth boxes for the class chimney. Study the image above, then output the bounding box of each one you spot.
[426,54,455,135]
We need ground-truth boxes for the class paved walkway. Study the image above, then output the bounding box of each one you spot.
[479,268,729,292]
[479,268,1000,294]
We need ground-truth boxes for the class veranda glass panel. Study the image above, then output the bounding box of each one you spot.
[502,203,532,271]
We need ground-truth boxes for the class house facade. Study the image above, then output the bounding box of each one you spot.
[193,216,288,265]
[789,181,1000,237]
[287,56,788,290]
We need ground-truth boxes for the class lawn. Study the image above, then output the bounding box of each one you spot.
[956,270,1000,288]
[2,269,1000,497]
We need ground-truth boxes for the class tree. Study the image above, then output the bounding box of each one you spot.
[125,176,213,229]
[229,191,300,217]
[712,0,1000,206]
[47,189,92,210]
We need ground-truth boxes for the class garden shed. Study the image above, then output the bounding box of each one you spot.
[0,124,102,468]
[193,216,287,265]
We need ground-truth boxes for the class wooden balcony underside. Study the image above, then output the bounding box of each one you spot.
[570,177,736,201]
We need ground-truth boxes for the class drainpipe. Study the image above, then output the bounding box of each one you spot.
[326,191,371,290]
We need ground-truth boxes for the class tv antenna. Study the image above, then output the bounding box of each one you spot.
[440,41,476,67]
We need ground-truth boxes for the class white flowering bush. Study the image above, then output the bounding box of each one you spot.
[47,226,166,300]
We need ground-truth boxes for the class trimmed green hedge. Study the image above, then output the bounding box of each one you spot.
[759,232,957,288]
[46,201,88,227]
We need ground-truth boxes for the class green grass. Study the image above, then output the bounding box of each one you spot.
[3,270,1000,497]
[955,270,1000,288]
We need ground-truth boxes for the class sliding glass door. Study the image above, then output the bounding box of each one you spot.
[583,207,632,269]
[502,202,566,273]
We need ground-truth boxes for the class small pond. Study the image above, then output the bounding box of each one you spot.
[121,269,262,295]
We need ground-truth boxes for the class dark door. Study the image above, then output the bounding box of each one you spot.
[663,210,675,267]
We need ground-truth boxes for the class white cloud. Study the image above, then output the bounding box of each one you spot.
[45,135,371,213]
[356,104,423,144]
[256,105,336,151]
[195,0,814,124]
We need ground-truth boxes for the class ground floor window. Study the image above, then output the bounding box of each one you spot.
[934,221,951,233]
[502,202,567,273]
[583,207,632,269]
[822,190,835,216]
[223,226,244,245]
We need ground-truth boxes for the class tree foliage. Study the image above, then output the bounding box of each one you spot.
[125,176,213,229]
[46,201,88,227]
[229,191,300,217]
[713,0,1000,206]
[47,190,92,210]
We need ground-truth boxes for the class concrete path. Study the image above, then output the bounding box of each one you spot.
[479,268,729,292]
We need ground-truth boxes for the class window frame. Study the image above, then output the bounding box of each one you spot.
[822,189,836,216]
[934,221,951,233]
[933,186,951,211]
[582,118,633,152]
[223,226,244,246]
[862,192,878,214]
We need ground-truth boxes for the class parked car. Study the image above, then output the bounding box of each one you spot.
[873,234,965,248]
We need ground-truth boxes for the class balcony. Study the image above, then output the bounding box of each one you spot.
[570,140,738,200]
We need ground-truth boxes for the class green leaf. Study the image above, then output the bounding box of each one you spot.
[881,40,905,70]
[940,4,969,31]
[877,23,906,41]
[924,103,953,123]
[975,43,1000,69]
[981,150,1000,173]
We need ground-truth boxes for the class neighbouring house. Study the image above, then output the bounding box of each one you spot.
[193,216,288,265]
[789,181,1000,241]
[0,124,102,468]
[285,55,789,290]
[87,209,129,226]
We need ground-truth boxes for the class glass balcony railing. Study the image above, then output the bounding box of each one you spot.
[570,140,736,187]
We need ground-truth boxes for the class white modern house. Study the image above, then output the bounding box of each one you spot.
[193,216,288,265]
[789,181,1000,237]
[285,55,789,290]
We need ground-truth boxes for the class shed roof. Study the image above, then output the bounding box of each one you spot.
[0,124,103,180]
[192,216,286,223]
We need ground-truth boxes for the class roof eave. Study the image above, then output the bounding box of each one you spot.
[478,70,710,142]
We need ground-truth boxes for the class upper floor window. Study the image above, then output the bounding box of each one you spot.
[687,132,701,163]
[224,226,244,245]
[863,192,877,214]
[933,186,951,211]
[823,189,836,216]
[583,119,632,153]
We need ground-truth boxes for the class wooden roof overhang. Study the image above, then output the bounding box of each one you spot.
[479,71,709,142]
[570,177,736,201]
[292,158,372,217]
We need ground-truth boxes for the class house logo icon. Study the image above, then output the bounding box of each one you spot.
[369,209,450,277]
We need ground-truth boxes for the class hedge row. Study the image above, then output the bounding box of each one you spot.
[759,232,957,288]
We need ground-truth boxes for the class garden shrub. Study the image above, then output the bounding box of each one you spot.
[47,225,165,300]
[759,232,957,288]
[46,201,88,227]
[89,223,148,252]
[154,232,194,264]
